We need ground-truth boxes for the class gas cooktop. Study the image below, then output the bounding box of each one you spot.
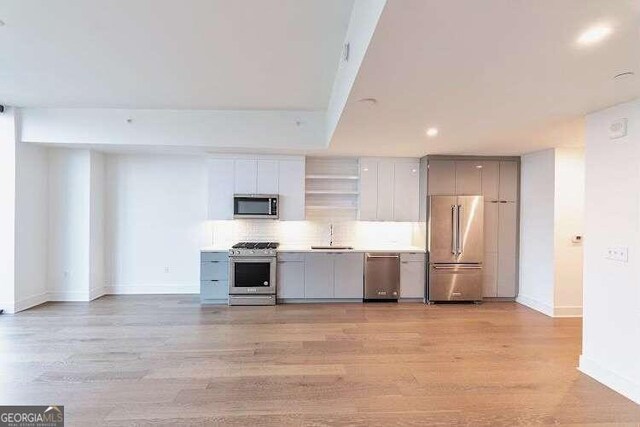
[231,242,279,250]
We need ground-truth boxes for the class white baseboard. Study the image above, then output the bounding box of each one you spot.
[89,286,107,301]
[47,291,92,301]
[516,294,554,317]
[554,305,583,317]
[579,355,640,405]
[14,292,48,312]
[106,284,199,295]
[0,301,16,314]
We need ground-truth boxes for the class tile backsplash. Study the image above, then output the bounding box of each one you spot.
[207,220,424,248]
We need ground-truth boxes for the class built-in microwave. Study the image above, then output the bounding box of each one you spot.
[233,194,279,219]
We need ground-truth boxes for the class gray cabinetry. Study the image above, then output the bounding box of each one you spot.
[304,253,334,298]
[277,253,305,299]
[304,252,364,299]
[200,251,228,303]
[334,253,364,298]
[400,252,425,298]
[425,157,520,299]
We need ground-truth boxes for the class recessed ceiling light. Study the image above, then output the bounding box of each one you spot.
[426,127,439,137]
[576,24,612,46]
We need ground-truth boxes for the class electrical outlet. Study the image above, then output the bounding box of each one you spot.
[606,247,628,262]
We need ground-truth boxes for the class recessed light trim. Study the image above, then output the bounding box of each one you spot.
[358,98,378,105]
[577,24,612,46]
[613,71,635,80]
[426,127,439,137]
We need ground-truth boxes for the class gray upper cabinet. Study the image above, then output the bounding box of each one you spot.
[359,158,378,221]
[376,160,395,220]
[480,161,500,201]
[359,158,419,222]
[455,161,482,195]
[499,161,519,202]
[427,160,456,195]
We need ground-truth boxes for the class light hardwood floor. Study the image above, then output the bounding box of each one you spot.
[1,296,639,426]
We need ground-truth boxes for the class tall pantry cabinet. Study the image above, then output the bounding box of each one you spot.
[424,157,520,298]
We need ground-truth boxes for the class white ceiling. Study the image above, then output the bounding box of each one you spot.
[0,0,353,109]
[329,0,640,157]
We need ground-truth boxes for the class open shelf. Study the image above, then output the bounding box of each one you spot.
[305,157,360,220]
[306,205,358,210]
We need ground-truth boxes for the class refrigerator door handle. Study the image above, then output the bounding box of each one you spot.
[451,205,457,255]
[457,204,463,256]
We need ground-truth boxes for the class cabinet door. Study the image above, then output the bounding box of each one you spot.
[207,158,235,219]
[497,202,518,297]
[481,161,499,201]
[377,159,395,220]
[257,160,279,194]
[482,251,498,297]
[304,253,334,298]
[234,159,258,194]
[484,201,499,253]
[393,161,420,221]
[427,160,456,195]
[334,253,364,298]
[499,161,519,202]
[400,257,425,298]
[277,260,305,299]
[359,158,378,221]
[455,161,482,195]
[278,159,305,221]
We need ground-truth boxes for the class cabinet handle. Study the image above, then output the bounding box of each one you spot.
[489,200,499,204]
[499,200,508,204]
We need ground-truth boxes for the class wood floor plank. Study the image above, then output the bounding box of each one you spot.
[0,295,638,426]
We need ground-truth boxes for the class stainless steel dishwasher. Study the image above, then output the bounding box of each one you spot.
[364,252,400,301]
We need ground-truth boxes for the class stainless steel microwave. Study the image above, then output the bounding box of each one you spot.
[233,194,279,219]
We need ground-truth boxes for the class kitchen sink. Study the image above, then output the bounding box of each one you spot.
[311,246,354,250]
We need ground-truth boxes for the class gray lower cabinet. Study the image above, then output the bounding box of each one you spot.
[334,253,364,298]
[304,252,364,299]
[277,253,305,299]
[200,251,228,303]
[400,253,425,298]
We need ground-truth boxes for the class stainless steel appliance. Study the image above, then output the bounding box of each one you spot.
[228,242,278,305]
[233,195,279,219]
[364,253,400,301]
[427,195,484,302]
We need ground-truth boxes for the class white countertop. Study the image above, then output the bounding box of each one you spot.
[201,245,425,253]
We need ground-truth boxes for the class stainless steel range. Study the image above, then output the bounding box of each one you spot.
[228,242,279,306]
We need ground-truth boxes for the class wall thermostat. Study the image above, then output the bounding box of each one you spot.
[609,118,628,140]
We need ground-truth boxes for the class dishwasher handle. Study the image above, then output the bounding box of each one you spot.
[366,254,400,259]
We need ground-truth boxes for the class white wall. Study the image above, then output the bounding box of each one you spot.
[47,148,91,300]
[554,148,584,315]
[89,151,106,299]
[105,154,208,294]
[14,142,49,310]
[518,149,556,315]
[518,147,585,317]
[579,99,640,404]
[0,108,17,313]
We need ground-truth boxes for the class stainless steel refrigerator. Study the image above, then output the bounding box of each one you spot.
[427,195,484,302]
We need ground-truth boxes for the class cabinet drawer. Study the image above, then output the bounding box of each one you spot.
[201,261,229,280]
[400,252,425,263]
[201,280,228,300]
[201,251,229,262]
[278,252,305,262]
